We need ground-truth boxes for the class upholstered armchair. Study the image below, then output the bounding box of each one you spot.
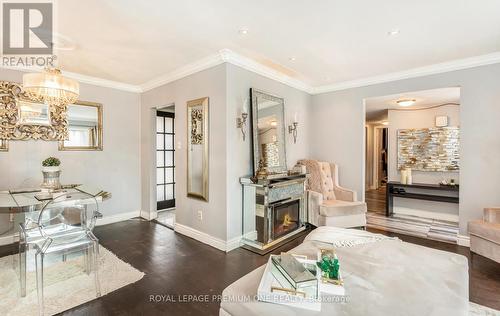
[469,208,500,263]
[298,159,367,228]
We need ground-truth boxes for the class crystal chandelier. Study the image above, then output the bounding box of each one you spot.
[22,68,79,106]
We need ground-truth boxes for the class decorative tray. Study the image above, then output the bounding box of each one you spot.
[257,254,321,311]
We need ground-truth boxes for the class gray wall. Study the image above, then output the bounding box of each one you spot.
[141,64,228,240]
[226,64,311,240]
[141,63,311,242]
[310,63,500,235]
[0,68,142,218]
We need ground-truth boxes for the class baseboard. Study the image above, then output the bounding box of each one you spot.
[457,234,470,247]
[226,236,242,252]
[174,223,239,252]
[140,210,158,221]
[96,210,141,226]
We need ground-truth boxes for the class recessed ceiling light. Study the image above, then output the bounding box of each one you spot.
[397,99,416,107]
[388,29,400,36]
[238,29,248,35]
[289,57,296,61]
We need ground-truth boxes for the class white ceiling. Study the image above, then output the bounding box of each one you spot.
[27,1,500,90]
[365,87,460,122]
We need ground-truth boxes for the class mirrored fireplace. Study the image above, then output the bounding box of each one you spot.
[241,175,307,254]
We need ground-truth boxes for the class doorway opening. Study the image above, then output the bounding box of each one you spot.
[364,87,461,242]
[156,105,175,228]
[365,123,388,215]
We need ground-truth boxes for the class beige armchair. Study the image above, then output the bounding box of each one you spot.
[298,159,367,228]
[469,208,500,263]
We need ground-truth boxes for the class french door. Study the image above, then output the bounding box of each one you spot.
[156,111,175,210]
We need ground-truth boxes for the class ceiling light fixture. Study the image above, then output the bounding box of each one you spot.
[23,68,79,107]
[387,29,400,36]
[238,29,248,35]
[382,121,389,126]
[289,57,296,61]
[396,99,416,107]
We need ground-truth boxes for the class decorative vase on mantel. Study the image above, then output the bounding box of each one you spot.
[41,157,62,191]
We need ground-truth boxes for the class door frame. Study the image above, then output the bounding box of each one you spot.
[373,126,388,189]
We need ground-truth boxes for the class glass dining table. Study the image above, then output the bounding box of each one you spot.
[0,184,111,297]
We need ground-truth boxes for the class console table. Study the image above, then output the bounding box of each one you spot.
[386,181,459,217]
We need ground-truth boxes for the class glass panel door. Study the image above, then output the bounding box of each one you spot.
[156,111,175,210]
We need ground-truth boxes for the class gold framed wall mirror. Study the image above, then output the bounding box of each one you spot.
[0,81,68,141]
[59,101,103,151]
[187,97,209,201]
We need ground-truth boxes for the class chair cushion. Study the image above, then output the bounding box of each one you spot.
[320,199,367,217]
[468,220,500,244]
[318,162,336,200]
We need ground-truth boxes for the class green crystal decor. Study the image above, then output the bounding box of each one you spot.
[317,253,340,280]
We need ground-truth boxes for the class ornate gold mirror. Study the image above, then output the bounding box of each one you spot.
[0,81,68,141]
[59,101,103,151]
[187,97,209,201]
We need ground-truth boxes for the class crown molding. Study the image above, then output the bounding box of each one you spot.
[63,70,142,93]
[141,49,500,94]
[219,49,313,93]
[139,51,225,92]
[3,50,500,95]
[0,65,142,93]
[139,49,312,93]
[311,51,500,94]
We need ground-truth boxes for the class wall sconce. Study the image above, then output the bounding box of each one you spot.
[288,112,299,144]
[237,97,249,141]
[237,112,248,141]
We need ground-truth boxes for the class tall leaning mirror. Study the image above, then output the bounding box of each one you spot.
[187,97,209,201]
[250,88,287,175]
[59,101,103,151]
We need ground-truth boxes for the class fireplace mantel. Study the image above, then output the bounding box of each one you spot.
[240,174,308,254]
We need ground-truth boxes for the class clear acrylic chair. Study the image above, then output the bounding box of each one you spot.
[18,196,103,298]
[22,192,101,315]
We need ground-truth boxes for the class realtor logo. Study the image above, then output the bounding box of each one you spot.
[2,2,53,54]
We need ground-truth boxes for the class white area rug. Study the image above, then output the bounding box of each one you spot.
[0,247,145,316]
[470,302,500,315]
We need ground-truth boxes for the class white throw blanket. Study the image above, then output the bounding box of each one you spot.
[304,226,400,248]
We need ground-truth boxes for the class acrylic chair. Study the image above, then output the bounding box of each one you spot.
[18,195,103,298]
[20,192,101,315]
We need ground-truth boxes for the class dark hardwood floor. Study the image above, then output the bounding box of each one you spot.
[1,219,499,315]
[365,187,386,215]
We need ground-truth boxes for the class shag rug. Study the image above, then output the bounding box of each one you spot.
[469,302,500,315]
[0,247,145,316]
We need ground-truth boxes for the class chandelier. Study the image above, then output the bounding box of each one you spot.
[22,68,79,106]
